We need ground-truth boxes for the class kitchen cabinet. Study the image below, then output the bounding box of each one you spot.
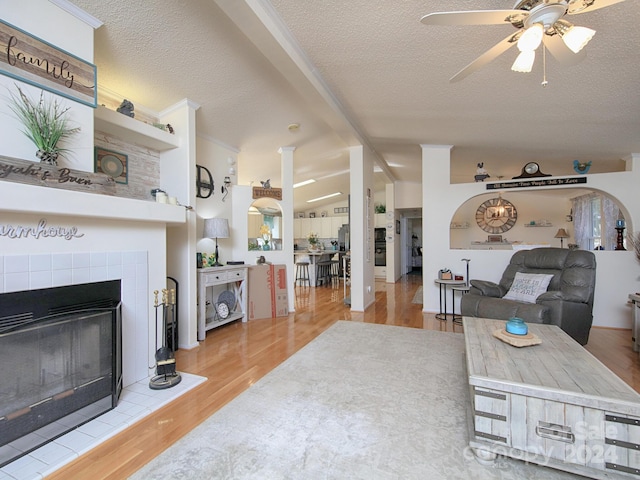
[295,216,347,239]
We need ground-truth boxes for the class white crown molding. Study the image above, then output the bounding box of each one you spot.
[49,0,103,29]
[196,132,240,154]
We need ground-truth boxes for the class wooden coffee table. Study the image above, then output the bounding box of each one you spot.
[463,317,640,479]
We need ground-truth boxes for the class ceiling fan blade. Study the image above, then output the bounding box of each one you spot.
[450,32,519,82]
[420,10,522,26]
[543,34,586,65]
[567,0,625,14]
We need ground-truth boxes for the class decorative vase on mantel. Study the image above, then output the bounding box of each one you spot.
[36,149,59,166]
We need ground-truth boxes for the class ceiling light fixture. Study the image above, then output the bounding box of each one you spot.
[554,19,595,53]
[293,179,316,188]
[306,192,342,203]
[512,50,536,73]
[517,23,544,51]
[512,23,543,73]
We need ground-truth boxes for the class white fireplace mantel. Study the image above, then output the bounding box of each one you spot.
[0,180,186,224]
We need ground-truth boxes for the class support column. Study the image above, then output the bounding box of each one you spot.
[349,145,376,311]
[279,146,296,314]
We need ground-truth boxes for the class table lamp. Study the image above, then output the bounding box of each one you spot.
[203,218,229,266]
[554,228,569,248]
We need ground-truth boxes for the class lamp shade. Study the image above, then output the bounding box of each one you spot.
[203,218,229,239]
[554,228,570,239]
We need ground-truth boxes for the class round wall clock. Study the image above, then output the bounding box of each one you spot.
[475,197,517,234]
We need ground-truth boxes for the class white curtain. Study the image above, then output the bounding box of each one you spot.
[572,194,593,250]
[572,193,621,250]
[602,195,620,251]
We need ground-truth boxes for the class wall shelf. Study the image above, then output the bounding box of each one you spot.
[524,224,553,227]
[94,106,180,151]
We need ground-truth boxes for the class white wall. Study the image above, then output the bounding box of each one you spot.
[420,146,640,329]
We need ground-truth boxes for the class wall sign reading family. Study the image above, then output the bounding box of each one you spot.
[0,19,97,107]
[0,218,84,240]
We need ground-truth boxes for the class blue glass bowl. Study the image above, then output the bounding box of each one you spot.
[505,317,528,336]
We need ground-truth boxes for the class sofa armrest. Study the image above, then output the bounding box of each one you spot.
[537,290,587,303]
[469,280,506,298]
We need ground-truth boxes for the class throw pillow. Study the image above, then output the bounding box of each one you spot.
[503,272,554,303]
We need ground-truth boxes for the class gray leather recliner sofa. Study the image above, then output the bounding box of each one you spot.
[460,247,597,345]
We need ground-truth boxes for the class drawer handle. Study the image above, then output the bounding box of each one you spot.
[535,422,575,443]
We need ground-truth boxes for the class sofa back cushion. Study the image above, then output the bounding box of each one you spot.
[499,248,596,305]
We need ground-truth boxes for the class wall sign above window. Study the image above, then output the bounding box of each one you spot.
[252,186,282,201]
[0,19,97,107]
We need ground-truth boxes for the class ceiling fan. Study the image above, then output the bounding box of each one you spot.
[421,0,625,82]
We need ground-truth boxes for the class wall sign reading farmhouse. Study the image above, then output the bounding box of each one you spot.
[487,177,587,190]
[0,218,84,240]
[0,19,97,107]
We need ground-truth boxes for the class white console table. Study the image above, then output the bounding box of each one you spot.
[197,265,248,341]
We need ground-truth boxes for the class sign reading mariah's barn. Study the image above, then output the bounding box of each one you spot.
[0,19,97,107]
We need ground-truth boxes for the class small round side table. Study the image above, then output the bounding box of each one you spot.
[451,284,470,325]
[434,279,466,322]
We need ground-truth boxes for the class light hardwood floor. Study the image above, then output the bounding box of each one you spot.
[48,273,639,479]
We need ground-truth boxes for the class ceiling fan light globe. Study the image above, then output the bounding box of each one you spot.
[517,23,544,51]
[512,50,536,72]
[562,26,596,53]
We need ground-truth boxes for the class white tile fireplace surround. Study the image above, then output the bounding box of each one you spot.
[0,252,207,478]
[0,250,147,388]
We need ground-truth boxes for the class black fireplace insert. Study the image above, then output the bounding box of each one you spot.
[0,280,122,467]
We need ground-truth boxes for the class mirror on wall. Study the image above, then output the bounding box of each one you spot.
[248,198,283,251]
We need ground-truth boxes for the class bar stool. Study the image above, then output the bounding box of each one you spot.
[316,261,332,287]
[330,259,340,285]
[295,261,310,287]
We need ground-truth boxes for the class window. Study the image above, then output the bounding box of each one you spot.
[572,193,622,250]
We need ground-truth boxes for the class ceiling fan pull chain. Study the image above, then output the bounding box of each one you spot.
[541,44,549,87]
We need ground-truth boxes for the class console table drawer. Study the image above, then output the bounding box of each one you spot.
[227,269,246,281]
[203,271,228,284]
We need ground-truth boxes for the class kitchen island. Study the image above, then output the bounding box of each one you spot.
[294,251,339,287]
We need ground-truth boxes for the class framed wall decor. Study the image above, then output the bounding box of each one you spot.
[95,147,128,184]
[0,19,97,107]
[475,197,517,234]
[309,212,316,218]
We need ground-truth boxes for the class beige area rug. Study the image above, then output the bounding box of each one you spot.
[412,286,423,304]
[130,322,578,480]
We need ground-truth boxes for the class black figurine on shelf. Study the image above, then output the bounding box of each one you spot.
[616,218,626,251]
[116,99,134,118]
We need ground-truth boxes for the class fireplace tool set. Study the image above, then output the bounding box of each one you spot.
[149,288,182,389]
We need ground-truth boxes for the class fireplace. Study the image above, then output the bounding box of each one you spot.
[0,281,122,467]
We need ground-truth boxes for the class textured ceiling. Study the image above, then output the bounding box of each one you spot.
[70,0,640,210]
